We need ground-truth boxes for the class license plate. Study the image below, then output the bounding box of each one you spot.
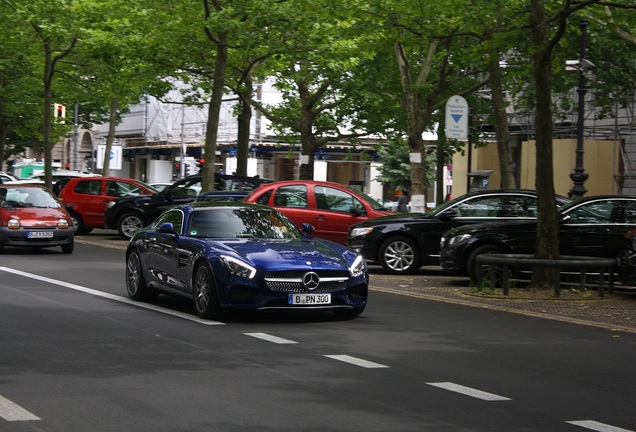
[288,293,331,305]
[27,231,54,239]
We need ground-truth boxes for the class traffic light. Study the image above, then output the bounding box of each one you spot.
[184,163,191,176]
[174,162,180,178]
[196,158,204,174]
[53,103,66,123]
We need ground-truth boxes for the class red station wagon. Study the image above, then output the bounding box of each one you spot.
[244,180,392,244]
[58,177,157,234]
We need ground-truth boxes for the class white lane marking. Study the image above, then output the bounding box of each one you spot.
[0,395,40,421]
[566,420,634,432]
[427,382,511,401]
[244,333,298,344]
[324,355,389,368]
[0,267,224,326]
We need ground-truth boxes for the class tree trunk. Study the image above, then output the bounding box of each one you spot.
[298,81,316,180]
[42,41,54,190]
[102,97,118,176]
[0,116,7,172]
[236,75,253,177]
[394,42,429,212]
[488,52,516,188]
[202,35,228,192]
[530,0,560,289]
[435,137,446,205]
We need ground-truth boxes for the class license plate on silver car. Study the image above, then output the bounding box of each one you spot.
[27,231,54,238]
[288,293,331,305]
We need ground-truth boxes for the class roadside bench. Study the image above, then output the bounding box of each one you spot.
[475,254,617,297]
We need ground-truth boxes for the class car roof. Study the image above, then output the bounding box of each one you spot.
[1,183,49,190]
[558,194,636,211]
[65,176,143,182]
[257,180,347,187]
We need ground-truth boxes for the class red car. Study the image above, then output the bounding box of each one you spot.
[244,180,392,244]
[58,177,157,234]
[0,185,74,253]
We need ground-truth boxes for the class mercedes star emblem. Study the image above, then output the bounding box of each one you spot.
[302,272,320,291]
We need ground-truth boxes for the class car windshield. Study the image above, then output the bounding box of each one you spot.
[167,178,201,198]
[134,180,159,194]
[0,186,62,208]
[187,207,304,239]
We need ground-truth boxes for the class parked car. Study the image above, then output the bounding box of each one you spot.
[244,180,393,244]
[8,170,100,185]
[439,195,636,282]
[346,189,570,274]
[0,185,74,253]
[125,202,368,320]
[28,170,100,182]
[105,174,271,239]
[0,172,18,184]
[58,177,158,234]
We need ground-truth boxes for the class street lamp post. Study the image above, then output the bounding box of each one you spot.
[569,18,590,199]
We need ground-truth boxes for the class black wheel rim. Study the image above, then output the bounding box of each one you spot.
[194,265,210,313]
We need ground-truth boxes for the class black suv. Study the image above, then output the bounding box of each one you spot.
[346,189,570,275]
[105,174,270,239]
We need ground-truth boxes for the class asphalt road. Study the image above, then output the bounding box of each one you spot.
[1,240,635,431]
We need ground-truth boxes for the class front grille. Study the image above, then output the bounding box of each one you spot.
[264,270,349,293]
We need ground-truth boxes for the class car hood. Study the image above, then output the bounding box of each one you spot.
[209,237,355,271]
[2,207,69,226]
[111,194,156,207]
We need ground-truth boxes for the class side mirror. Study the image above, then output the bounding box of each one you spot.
[301,223,315,234]
[438,209,458,221]
[349,206,365,216]
[157,222,176,234]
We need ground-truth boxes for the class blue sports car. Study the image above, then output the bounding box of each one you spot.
[125,202,368,320]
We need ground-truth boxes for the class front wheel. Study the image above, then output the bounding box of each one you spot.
[467,244,505,284]
[379,236,421,274]
[126,250,157,301]
[192,262,225,320]
[118,213,145,239]
[61,239,74,254]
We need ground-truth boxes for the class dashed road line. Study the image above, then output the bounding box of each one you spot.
[244,333,298,344]
[324,354,389,368]
[427,382,511,401]
[0,395,40,421]
[0,267,224,326]
[566,420,634,432]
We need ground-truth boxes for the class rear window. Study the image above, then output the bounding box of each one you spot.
[74,179,102,195]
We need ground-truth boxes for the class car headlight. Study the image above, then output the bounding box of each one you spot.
[349,254,367,277]
[7,219,19,229]
[218,255,256,279]
[349,227,374,238]
[448,234,473,247]
[105,201,116,209]
[58,219,70,229]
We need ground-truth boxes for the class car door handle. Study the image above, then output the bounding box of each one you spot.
[315,215,327,221]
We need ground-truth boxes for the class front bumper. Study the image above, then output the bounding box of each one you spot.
[0,227,74,248]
